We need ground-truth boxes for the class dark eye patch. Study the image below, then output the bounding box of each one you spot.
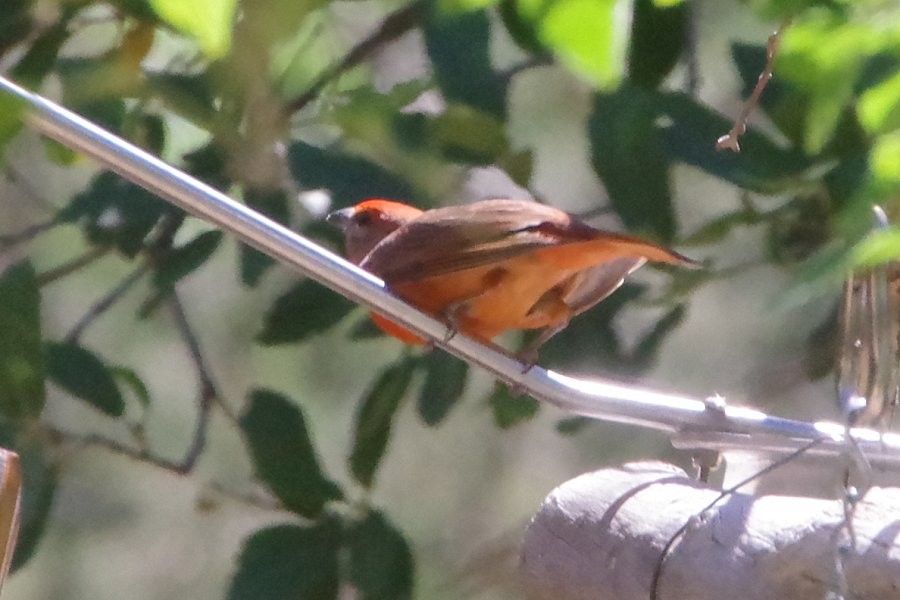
[354,210,374,226]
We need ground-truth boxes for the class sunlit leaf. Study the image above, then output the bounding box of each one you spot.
[350,357,416,487]
[538,0,632,87]
[258,280,357,345]
[44,342,125,417]
[858,71,900,135]
[0,262,44,419]
[0,93,25,163]
[150,0,237,58]
[346,511,414,600]
[241,390,342,517]
[229,523,340,600]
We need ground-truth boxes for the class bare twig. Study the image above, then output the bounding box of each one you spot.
[46,427,190,473]
[286,0,424,114]
[715,21,790,153]
[650,438,823,600]
[0,219,57,250]
[169,290,239,424]
[204,480,284,512]
[65,264,148,343]
[168,292,222,473]
[36,245,109,286]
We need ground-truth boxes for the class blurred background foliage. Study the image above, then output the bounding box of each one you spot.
[0,0,898,598]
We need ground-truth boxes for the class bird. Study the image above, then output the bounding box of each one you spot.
[328,197,698,362]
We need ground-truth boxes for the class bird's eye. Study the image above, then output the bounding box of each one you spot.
[354,211,374,226]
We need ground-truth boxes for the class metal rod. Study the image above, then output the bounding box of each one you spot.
[3,75,898,461]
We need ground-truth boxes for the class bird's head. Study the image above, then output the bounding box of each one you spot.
[327,199,423,264]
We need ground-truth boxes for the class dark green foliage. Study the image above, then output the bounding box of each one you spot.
[346,510,414,600]
[152,230,223,290]
[258,279,357,344]
[240,189,289,286]
[350,357,416,487]
[417,352,468,426]
[423,7,508,118]
[58,172,180,257]
[628,0,687,89]
[0,263,44,419]
[589,86,675,242]
[229,523,340,600]
[0,422,57,572]
[241,390,342,517]
[488,383,539,429]
[44,342,125,417]
[289,142,417,209]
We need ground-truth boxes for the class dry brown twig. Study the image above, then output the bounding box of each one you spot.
[715,21,790,153]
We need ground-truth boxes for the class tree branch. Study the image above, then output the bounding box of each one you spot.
[715,21,789,153]
[286,0,424,114]
[65,264,147,343]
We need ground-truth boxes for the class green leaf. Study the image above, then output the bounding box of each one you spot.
[497,0,545,55]
[241,390,342,517]
[655,92,816,193]
[632,304,685,367]
[851,227,900,268]
[10,20,69,88]
[153,230,223,290]
[347,511,414,600]
[350,357,416,488]
[0,262,44,419]
[228,523,339,600]
[858,70,900,135]
[556,416,591,434]
[149,0,237,58]
[288,142,417,209]
[240,189,289,287]
[417,353,468,426]
[109,366,151,408]
[777,16,873,154]
[149,73,218,131]
[488,383,538,428]
[58,172,179,257]
[589,86,675,241]
[423,7,508,117]
[430,104,509,165]
[0,92,25,163]
[0,0,33,52]
[628,0,686,89]
[44,342,125,417]
[0,424,57,572]
[258,280,356,345]
[538,0,632,88]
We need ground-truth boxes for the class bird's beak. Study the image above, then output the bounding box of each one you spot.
[326,207,355,230]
